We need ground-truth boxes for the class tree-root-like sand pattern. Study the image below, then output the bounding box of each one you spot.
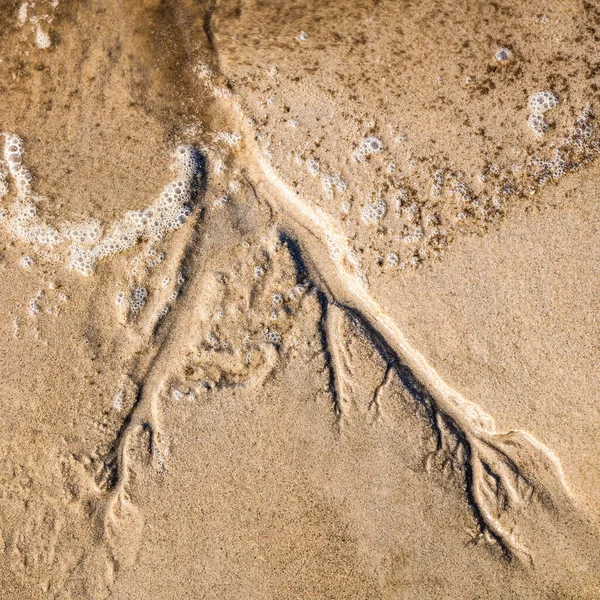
[278,228,569,562]
[99,140,577,571]
[104,211,574,569]
[251,144,574,562]
[0,95,571,573]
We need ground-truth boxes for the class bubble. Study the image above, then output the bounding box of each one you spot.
[495,47,511,61]
[353,136,384,162]
[361,197,387,225]
[20,255,34,269]
[528,91,559,138]
[306,158,320,176]
[386,253,399,267]
[35,26,51,49]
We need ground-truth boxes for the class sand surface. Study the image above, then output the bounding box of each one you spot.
[0,0,600,598]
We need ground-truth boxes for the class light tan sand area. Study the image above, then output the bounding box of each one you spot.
[0,0,600,598]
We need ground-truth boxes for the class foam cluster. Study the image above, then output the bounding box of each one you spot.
[0,134,202,276]
[17,2,56,50]
[35,25,51,49]
[361,197,387,225]
[113,388,124,412]
[69,148,197,275]
[215,131,242,146]
[386,252,399,268]
[28,290,42,316]
[1,134,64,247]
[17,2,28,25]
[353,137,384,162]
[21,255,34,269]
[129,287,148,314]
[306,158,320,176]
[264,328,281,344]
[4,134,33,196]
[321,173,346,199]
[528,106,599,187]
[528,91,559,138]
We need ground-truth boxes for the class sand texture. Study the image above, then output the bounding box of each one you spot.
[0,0,600,598]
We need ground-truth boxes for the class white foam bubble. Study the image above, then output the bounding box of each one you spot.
[35,25,51,49]
[113,389,124,411]
[528,91,559,138]
[361,197,387,225]
[17,2,28,25]
[306,158,320,176]
[0,134,202,276]
[20,255,34,269]
[215,131,242,146]
[353,137,384,162]
[495,47,511,61]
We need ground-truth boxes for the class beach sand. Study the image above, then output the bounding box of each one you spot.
[0,0,599,598]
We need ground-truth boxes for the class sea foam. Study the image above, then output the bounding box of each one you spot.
[0,134,202,275]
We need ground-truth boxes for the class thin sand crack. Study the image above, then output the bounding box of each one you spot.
[368,363,392,421]
[318,296,346,428]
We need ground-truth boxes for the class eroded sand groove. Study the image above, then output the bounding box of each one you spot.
[99,164,210,561]
[274,231,569,562]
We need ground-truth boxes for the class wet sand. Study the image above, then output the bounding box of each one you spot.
[0,0,599,598]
